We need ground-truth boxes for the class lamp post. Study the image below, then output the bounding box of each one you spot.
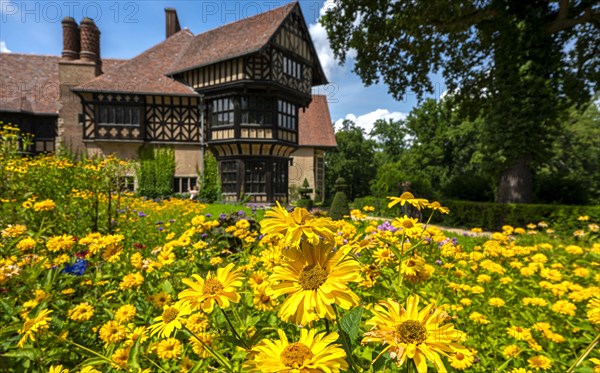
[199,95,206,189]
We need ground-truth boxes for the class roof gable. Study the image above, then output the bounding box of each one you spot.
[75,29,198,96]
[167,2,296,75]
[0,53,124,114]
[269,4,327,85]
[298,95,336,148]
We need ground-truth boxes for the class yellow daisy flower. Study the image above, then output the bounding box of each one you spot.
[362,295,468,371]
[156,337,182,360]
[253,284,279,312]
[18,308,53,348]
[67,303,94,322]
[179,263,243,313]
[587,297,600,324]
[387,192,429,210]
[259,202,336,248]
[47,365,69,373]
[114,304,136,323]
[528,355,552,370]
[448,350,476,370]
[246,329,348,373]
[149,301,192,338]
[269,240,361,325]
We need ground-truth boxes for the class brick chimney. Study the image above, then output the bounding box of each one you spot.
[80,18,101,64]
[165,8,181,38]
[61,17,79,60]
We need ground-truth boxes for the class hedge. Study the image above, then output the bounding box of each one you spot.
[352,197,600,232]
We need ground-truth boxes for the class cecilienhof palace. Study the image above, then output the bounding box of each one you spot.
[0,2,336,203]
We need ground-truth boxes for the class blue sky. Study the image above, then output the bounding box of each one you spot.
[0,0,446,134]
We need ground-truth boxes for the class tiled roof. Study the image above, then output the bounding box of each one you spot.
[75,29,198,96]
[167,2,296,74]
[298,95,336,148]
[0,53,123,114]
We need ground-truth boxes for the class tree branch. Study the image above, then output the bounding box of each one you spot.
[428,7,498,32]
[547,4,599,34]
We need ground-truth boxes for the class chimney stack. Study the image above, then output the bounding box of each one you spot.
[80,18,101,64]
[61,17,79,60]
[165,8,181,38]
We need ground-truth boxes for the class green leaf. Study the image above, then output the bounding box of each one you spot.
[2,349,37,360]
[127,333,141,371]
[339,306,363,341]
[161,279,174,294]
[187,360,205,373]
[80,357,109,367]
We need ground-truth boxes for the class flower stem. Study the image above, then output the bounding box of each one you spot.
[52,334,113,366]
[219,306,249,349]
[183,325,234,373]
[567,332,600,373]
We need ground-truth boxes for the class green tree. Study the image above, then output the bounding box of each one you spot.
[325,120,377,201]
[199,150,221,202]
[137,145,175,198]
[369,118,409,163]
[322,0,599,203]
[535,102,600,204]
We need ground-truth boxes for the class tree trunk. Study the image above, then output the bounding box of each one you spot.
[497,157,533,203]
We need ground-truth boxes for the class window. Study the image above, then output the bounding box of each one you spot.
[211,98,235,127]
[173,177,198,194]
[97,105,143,126]
[221,161,238,194]
[315,156,324,201]
[283,56,302,80]
[241,96,273,126]
[272,160,288,195]
[277,100,297,130]
[245,160,266,194]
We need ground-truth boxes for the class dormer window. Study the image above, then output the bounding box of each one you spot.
[283,56,302,80]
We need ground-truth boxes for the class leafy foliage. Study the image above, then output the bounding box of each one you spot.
[199,151,221,203]
[137,145,176,198]
[325,121,377,201]
[322,0,599,202]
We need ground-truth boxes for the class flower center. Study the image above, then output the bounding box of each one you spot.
[298,264,327,290]
[260,294,271,303]
[21,319,35,333]
[162,307,179,323]
[397,320,427,345]
[297,209,312,225]
[203,278,224,296]
[280,342,313,368]
[455,352,465,360]
[402,220,414,229]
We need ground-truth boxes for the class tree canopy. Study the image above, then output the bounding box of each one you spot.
[322,0,599,203]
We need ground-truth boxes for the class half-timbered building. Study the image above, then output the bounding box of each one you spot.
[0,2,334,203]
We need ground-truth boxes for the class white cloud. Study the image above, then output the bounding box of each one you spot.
[334,109,407,134]
[0,41,11,53]
[307,0,356,79]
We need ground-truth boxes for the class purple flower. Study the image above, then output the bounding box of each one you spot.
[138,211,147,217]
[157,226,164,231]
[201,233,208,238]
[237,210,244,216]
[205,213,212,218]
[169,219,176,223]
[219,213,227,220]
[156,221,164,225]
[435,259,443,266]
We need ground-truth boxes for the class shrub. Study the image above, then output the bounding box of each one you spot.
[329,177,350,220]
[437,200,600,232]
